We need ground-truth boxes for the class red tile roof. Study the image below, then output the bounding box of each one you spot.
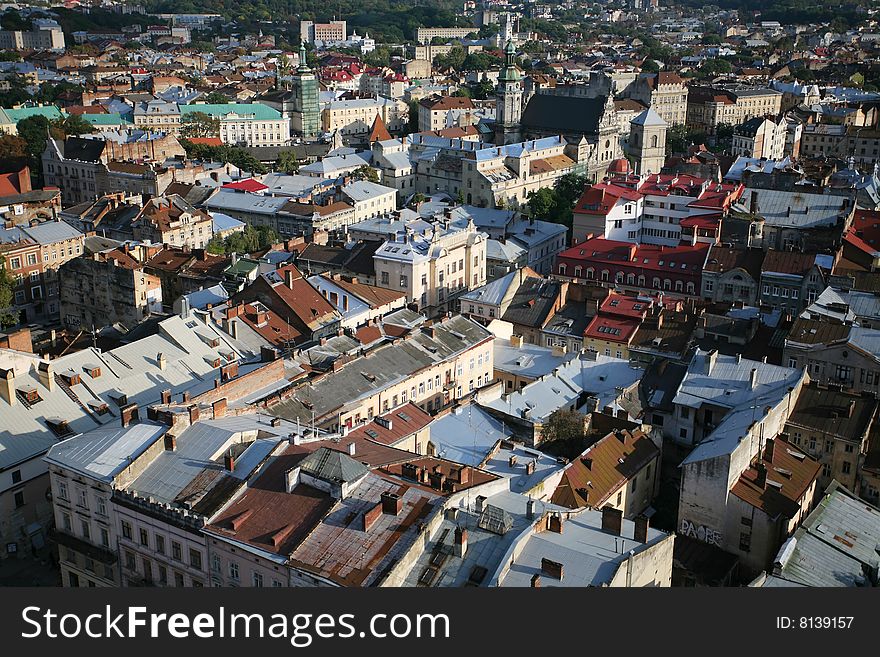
[347,402,433,447]
[223,178,269,193]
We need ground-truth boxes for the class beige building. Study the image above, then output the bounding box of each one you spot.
[369,214,487,317]
[0,20,65,51]
[133,99,181,134]
[686,85,783,135]
[322,96,409,138]
[415,26,474,43]
[180,104,290,147]
[131,194,214,250]
[624,72,688,126]
[418,95,478,132]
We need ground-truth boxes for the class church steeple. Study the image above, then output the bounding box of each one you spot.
[298,40,310,73]
[499,39,520,84]
[495,40,522,145]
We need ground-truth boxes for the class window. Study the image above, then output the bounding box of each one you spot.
[121,521,132,540]
[12,469,21,484]
[100,528,109,547]
[741,516,752,527]
[125,550,136,571]
[78,489,89,509]
[158,566,167,585]
[739,532,751,552]
[842,461,851,475]
[380,271,389,285]
[616,491,622,506]
[14,491,24,508]
[189,549,202,570]
[61,512,72,531]
[155,534,165,555]
[140,529,149,546]
[212,555,221,574]
[174,572,184,587]
[844,443,855,454]
[96,496,106,516]
[81,520,90,540]
[253,572,264,587]
[681,407,690,419]
[679,428,688,440]
[229,562,239,580]
[172,541,182,561]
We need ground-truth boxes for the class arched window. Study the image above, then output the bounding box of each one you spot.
[601,270,610,282]
[651,134,658,148]
[615,271,624,283]
[627,273,635,285]
[663,279,672,290]
[574,265,582,277]
[638,275,645,287]
[675,280,683,292]
[686,282,695,294]
[559,263,567,275]
[652,277,661,289]
[586,268,595,280]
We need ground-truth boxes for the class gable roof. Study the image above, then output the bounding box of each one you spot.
[521,94,608,136]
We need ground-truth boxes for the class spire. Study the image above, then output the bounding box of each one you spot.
[297,40,310,73]
[499,40,520,84]
[368,113,392,143]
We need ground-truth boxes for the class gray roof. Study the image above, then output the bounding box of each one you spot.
[460,269,521,306]
[679,350,806,464]
[45,422,168,482]
[205,190,289,215]
[428,405,511,466]
[763,482,880,587]
[300,446,369,484]
[631,107,666,127]
[19,220,83,245]
[732,188,846,228]
[492,338,576,379]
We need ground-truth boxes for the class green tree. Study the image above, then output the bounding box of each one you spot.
[180,111,221,139]
[641,59,660,73]
[53,113,95,137]
[207,225,279,255]
[277,150,300,174]
[0,134,28,159]
[541,408,586,444]
[0,265,18,329]
[526,187,556,218]
[203,91,230,104]
[16,115,51,159]
[351,165,379,183]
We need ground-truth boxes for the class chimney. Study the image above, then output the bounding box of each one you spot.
[601,505,623,536]
[581,456,593,470]
[164,434,177,451]
[284,268,295,289]
[634,515,649,543]
[381,491,403,516]
[157,352,166,370]
[0,368,15,406]
[541,557,564,581]
[705,349,718,375]
[454,526,468,558]
[530,573,541,587]
[765,437,775,462]
[161,388,172,404]
[348,442,356,456]
[212,398,227,418]
[37,361,55,392]
[224,450,235,472]
[120,402,139,427]
[188,404,200,424]
[181,391,190,403]
[526,498,537,520]
[548,513,564,533]
[755,461,767,489]
[750,190,759,214]
[362,503,382,532]
[456,466,469,484]
[749,367,757,389]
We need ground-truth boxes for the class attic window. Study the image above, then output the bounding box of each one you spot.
[365,429,379,439]
[766,479,783,490]
[109,391,128,407]
[774,467,792,479]
[786,449,806,461]
[87,400,110,415]
[397,411,412,422]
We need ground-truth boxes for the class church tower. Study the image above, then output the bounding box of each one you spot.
[494,40,522,145]
[291,41,320,139]
[627,107,667,175]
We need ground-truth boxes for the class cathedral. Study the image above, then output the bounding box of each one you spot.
[493,41,623,182]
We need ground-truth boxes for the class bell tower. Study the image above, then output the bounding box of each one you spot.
[494,40,522,145]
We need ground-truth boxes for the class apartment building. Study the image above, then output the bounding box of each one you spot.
[571,172,743,247]
[268,314,495,430]
[300,20,347,45]
[0,225,45,324]
[624,72,688,126]
[321,96,408,138]
[686,86,783,135]
[415,26,474,43]
[758,250,827,317]
[418,95,478,133]
[799,123,880,169]
[131,195,214,250]
[180,104,290,147]
[365,213,487,316]
[59,244,163,331]
[133,99,182,134]
[0,19,65,51]
[731,115,795,160]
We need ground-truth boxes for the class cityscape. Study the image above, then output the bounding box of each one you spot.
[1,0,880,591]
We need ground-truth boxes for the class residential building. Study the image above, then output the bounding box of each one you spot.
[132,99,181,134]
[702,246,764,305]
[307,273,407,329]
[551,425,661,517]
[758,250,827,317]
[686,86,783,135]
[418,95,477,133]
[623,71,688,126]
[321,96,408,138]
[131,195,214,250]
[340,180,397,222]
[415,27,474,43]
[180,104,289,147]
[731,116,793,160]
[300,20,347,45]
[0,19,65,51]
[784,381,877,493]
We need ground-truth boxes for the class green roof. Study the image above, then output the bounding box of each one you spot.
[1,105,64,123]
[180,103,282,120]
[77,113,133,126]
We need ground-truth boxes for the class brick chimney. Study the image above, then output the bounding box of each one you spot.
[541,557,564,581]
[454,526,468,558]
[188,404,200,424]
[120,402,139,427]
[284,268,295,289]
[161,388,172,404]
[634,514,649,543]
[362,503,382,532]
[181,391,190,403]
[212,398,227,418]
[224,450,235,472]
[380,491,402,516]
[530,573,541,587]
[548,513,564,533]
[601,505,623,536]
[157,352,166,371]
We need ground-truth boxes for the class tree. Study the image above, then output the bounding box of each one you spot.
[526,187,556,219]
[207,225,279,255]
[0,265,18,329]
[180,111,221,139]
[0,134,28,159]
[641,59,660,73]
[541,409,586,444]
[53,113,95,137]
[16,115,51,159]
[351,165,379,183]
[276,150,299,174]
[203,91,230,104]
